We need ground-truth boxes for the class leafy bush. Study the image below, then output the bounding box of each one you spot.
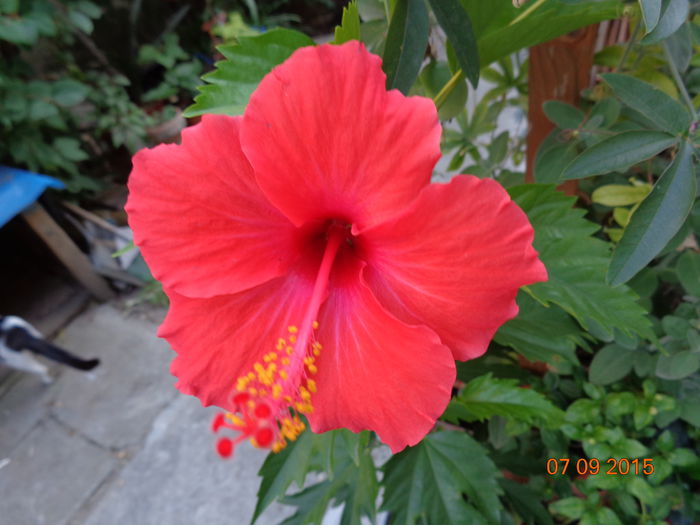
[183,1,700,522]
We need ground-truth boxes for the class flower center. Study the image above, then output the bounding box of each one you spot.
[211,223,347,458]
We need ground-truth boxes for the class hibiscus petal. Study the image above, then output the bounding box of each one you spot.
[361,175,548,361]
[126,114,298,298]
[160,268,316,409]
[310,261,455,453]
[241,41,441,230]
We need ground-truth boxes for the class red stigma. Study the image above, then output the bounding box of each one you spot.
[216,437,234,458]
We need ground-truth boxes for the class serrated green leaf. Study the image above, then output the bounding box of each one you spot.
[0,16,39,44]
[426,0,479,88]
[495,292,583,370]
[608,141,696,285]
[589,344,635,385]
[382,0,429,94]
[543,100,585,130]
[252,429,316,523]
[591,184,651,206]
[639,0,662,33]
[382,431,502,525]
[280,445,378,525]
[641,0,689,45]
[333,0,360,44]
[601,73,691,134]
[563,131,678,180]
[444,373,564,425]
[184,29,314,118]
[509,184,653,340]
[499,478,554,525]
[677,250,700,296]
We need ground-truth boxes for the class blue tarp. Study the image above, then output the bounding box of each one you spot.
[0,166,64,228]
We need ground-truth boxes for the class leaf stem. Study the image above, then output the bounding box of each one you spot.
[432,0,548,109]
[509,0,547,27]
[615,18,640,72]
[663,41,698,123]
[433,69,464,109]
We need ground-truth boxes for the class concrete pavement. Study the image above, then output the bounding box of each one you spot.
[0,302,293,525]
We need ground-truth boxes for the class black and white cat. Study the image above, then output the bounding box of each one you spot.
[0,316,99,383]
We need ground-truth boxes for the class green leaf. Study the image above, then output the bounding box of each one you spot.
[666,21,692,72]
[184,29,314,118]
[444,373,564,426]
[53,137,88,162]
[495,293,584,370]
[601,73,691,134]
[641,0,689,45]
[419,61,467,120]
[656,350,700,379]
[510,184,653,340]
[382,0,429,94]
[563,131,678,180]
[0,16,39,44]
[608,142,696,285]
[534,141,578,183]
[333,0,360,44]
[499,479,554,525]
[68,8,93,33]
[589,344,635,385]
[252,429,317,523]
[550,497,586,520]
[591,184,651,206]
[426,0,479,88]
[640,0,662,32]
[382,431,503,525]
[543,100,585,130]
[52,79,89,107]
[677,250,700,296]
[469,0,623,67]
[280,441,378,525]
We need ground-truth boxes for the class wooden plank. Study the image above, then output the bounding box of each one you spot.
[526,25,599,195]
[21,204,114,301]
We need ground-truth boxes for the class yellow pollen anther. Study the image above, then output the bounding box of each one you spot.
[312,320,319,329]
[286,346,294,355]
[288,335,297,343]
[307,379,317,393]
[288,326,298,333]
[280,370,288,380]
[281,357,290,366]
[276,338,286,350]
[307,364,318,374]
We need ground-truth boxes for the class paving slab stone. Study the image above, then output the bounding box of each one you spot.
[0,418,115,525]
[0,372,57,456]
[51,303,178,449]
[82,395,293,525]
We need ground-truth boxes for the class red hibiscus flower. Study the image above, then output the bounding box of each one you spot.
[126,41,547,455]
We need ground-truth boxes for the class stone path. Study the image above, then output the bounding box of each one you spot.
[0,303,293,525]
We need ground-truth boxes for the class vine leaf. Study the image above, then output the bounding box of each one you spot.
[382,431,503,525]
[184,28,314,118]
[510,184,653,340]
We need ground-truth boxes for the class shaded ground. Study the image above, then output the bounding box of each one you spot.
[0,302,292,525]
